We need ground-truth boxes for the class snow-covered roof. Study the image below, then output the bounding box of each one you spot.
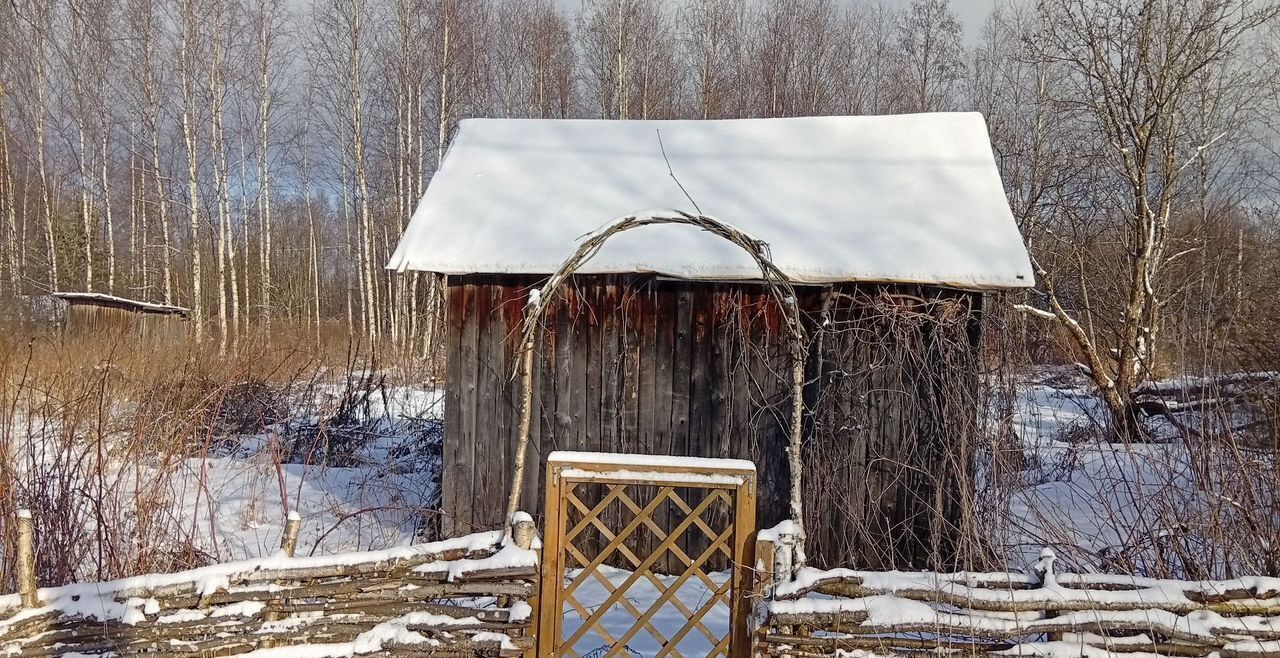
[387,114,1034,289]
[52,292,190,315]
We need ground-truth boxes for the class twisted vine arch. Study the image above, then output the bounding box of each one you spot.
[503,210,810,563]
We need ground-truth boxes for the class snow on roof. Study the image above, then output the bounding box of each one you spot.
[52,292,190,315]
[387,114,1034,289]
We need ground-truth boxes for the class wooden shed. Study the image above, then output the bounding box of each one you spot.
[389,115,1034,568]
[52,292,190,341]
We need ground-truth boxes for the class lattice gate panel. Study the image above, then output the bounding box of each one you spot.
[538,453,757,658]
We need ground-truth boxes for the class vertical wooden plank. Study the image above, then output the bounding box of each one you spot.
[634,281,659,561]
[448,283,480,536]
[569,283,596,554]
[653,285,675,460]
[747,288,789,531]
[535,288,563,524]
[473,284,500,530]
[553,288,574,454]
[709,288,732,460]
[570,284,590,455]
[442,283,463,537]
[600,282,621,455]
[729,289,752,464]
[585,285,603,455]
[599,283,624,559]
[671,286,694,454]
[620,282,642,455]
[496,283,525,519]
[688,287,711,458]
[537,460,565,658]
[638,281,658,457]
[685,288,713,565]
[666,286,694,573]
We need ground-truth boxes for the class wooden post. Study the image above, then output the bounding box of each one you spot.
[16,509,39,608]
[536,461,564,658]
[261,512,304,636]
[752,537,776,658]
[510,510,538,658]
[511,511,536,550]
[754,537,776,601]
[280,511,302,557]
[730,479,759,658]
[1035,548,1062,642]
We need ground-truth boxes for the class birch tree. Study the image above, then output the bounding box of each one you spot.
[178,0,207,338]
[253,0,286,324]
[578,0,675,119]
[126,0,175,302]
[1015,0,1280,436]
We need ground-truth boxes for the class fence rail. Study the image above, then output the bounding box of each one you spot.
[0,512,539,658]
[7,512,1280,658]
[756,538,1280,658]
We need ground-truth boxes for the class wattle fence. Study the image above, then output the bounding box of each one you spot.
[0,513,539,658]
[4,512,1280,657]
[755,532,1280,657]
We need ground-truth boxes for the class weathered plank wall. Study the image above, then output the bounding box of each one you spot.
[442,274,982,569]
[805,288,982,569]
[64,304,188,341]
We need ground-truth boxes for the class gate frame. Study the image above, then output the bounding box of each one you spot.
[536,452,758,658]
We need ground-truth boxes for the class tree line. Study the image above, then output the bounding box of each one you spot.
[1,0,1279,425]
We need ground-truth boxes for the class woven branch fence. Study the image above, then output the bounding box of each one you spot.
[756,533,1280,658]
[0,512,539,658]
[7,512,1280,658]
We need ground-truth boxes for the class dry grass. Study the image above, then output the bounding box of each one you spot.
[0,321,439,590]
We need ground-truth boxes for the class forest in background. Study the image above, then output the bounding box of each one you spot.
[0,0,1279,391]
[1,0,1279,587]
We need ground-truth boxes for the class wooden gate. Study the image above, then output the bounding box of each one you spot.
[537,452,757,658]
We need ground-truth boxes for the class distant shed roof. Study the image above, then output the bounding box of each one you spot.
[387,114,1034,289]
[52,292,190,317]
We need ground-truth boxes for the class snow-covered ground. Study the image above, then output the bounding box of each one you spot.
[174,383,444,561]
[999,368,1276,577]
[3,374,445,583]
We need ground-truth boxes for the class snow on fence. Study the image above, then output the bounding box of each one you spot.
[756,536,1280,657]
[0,511,539,658]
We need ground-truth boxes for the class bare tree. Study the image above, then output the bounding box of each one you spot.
[895,0,966,112]
[578,0,678,119]
[1015,0,1280,435]
[749,0,842,117]
[678,0,746,118]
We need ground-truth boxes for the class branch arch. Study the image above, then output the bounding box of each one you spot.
[504,211,809,563]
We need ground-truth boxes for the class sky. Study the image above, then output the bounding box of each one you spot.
[948,0,1001,42]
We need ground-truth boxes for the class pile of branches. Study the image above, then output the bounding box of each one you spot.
[1132,371,1279,445]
